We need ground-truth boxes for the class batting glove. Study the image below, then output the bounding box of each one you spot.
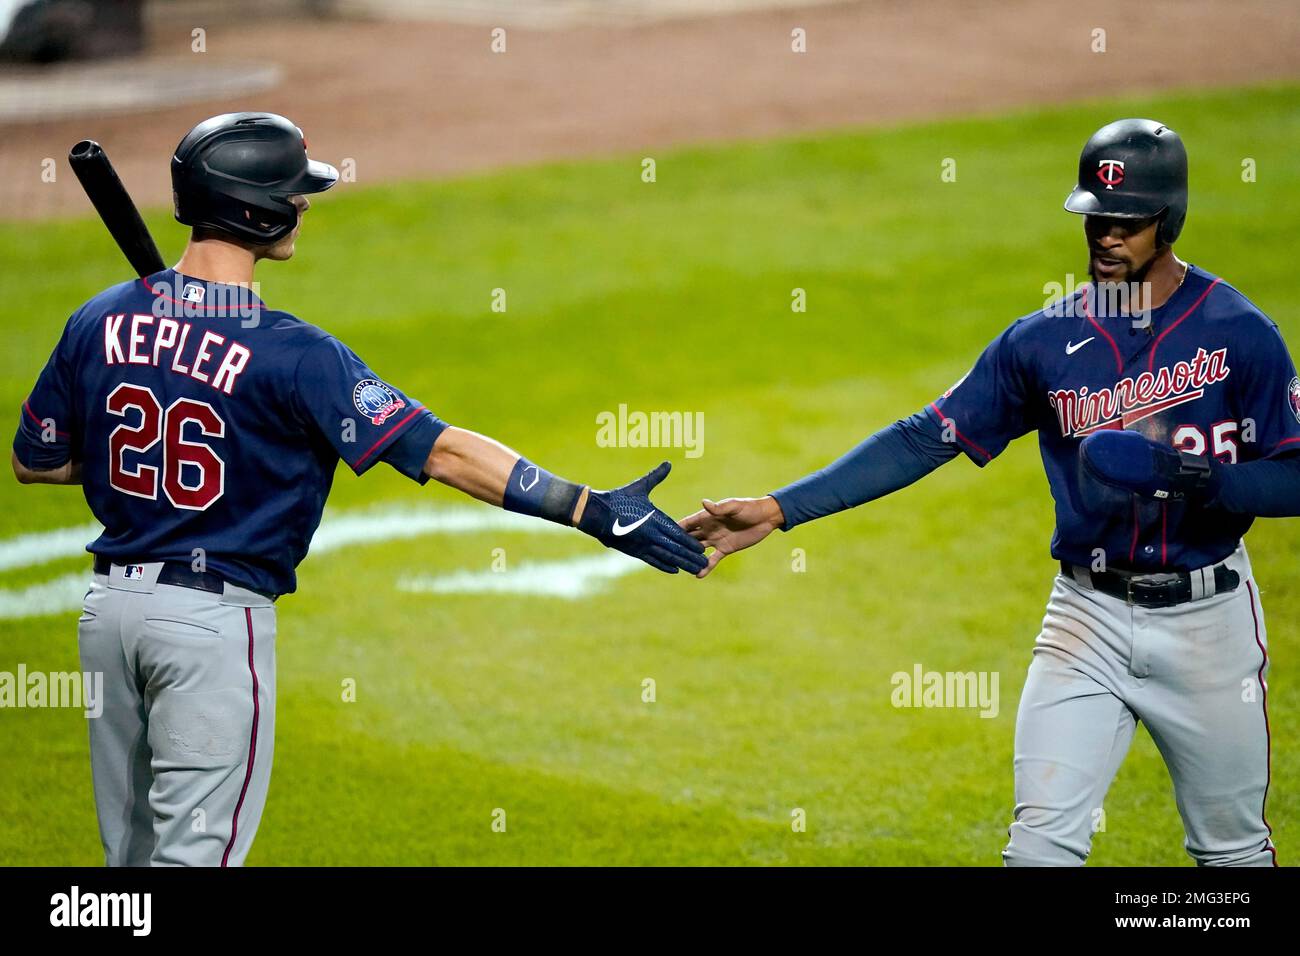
[1079,429,1217,502]
[578,461,708,575]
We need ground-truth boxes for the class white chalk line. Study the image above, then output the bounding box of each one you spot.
[398,552,643,600]
[0,522,104,573]
[0,503,627,619]
[0,573,91,621]
[308,503,566,555]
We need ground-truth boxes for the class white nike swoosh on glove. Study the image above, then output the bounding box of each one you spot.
[611,512,654,536]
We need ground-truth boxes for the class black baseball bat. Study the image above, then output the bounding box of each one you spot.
[68,140,166,278]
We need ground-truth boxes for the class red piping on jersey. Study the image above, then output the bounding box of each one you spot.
[1081,289,1124,374]
[927,402,992,462]
[1273,437,1300,451]
[142,274,265,311]
[1128,498,1140,564]
[222,607,261,868]
[1147,278,1223,372]
[22,400,70,438]
[1246,581,1278,866]
[354,407,425,469]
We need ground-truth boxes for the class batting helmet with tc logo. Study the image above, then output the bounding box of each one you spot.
[1064,118,1188,246]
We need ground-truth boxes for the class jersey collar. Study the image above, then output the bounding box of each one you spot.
[141,268,267,314]
[1086,262,1209,331]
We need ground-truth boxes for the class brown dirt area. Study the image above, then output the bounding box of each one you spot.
[2,0,1298,220]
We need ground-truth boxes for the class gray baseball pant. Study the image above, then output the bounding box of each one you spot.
[77,560,276,867]
[1003,542,1275,866]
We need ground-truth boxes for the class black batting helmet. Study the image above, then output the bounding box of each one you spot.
[1064,118,1188,246]
[171,112,339,244]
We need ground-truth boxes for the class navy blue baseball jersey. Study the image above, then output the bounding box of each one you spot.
[928,265,1300,571]
[13,269,446,595]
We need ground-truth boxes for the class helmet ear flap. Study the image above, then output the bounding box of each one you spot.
[1155,209,1172,249]
[1158,204,1186,247]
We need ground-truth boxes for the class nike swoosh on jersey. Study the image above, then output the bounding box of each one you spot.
[1066,337,1096,355]
[611,512,654,536]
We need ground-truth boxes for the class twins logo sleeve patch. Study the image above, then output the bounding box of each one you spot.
[353,379,406,426]
[294,337,425,474]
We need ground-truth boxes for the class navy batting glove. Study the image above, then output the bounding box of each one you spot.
[1079,429,1217,501]
[578,461,708,575]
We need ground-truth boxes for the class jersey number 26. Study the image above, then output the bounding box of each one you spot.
[106,383,225,511]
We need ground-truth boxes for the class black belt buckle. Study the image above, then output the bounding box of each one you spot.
[1124,576,1138,607]
[1126,576,1175,608]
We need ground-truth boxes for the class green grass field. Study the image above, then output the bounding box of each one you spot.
[1,83,1297,865]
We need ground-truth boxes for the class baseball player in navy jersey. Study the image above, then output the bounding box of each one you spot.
[12,112,706,866]
[682,119,1300,866]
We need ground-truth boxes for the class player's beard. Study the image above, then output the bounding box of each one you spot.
[1087,247,1160,318]
[1127,248,1160,287]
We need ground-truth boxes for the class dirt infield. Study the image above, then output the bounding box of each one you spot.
[2,0,1298,220]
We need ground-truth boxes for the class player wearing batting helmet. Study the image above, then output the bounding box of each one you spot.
[12,111,706,866]
[682,118,1300,866]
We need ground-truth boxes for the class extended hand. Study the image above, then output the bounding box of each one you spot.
[578,461,708,575]
[677,496,785,578]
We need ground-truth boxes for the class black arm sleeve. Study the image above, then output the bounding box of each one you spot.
[769,409,958,530]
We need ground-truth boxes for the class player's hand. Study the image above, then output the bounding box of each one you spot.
[577,461,708,575]
[677,496,785,578]
[1079,430,1217,502]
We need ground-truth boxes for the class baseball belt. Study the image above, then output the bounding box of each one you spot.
[1061,559,1240,609]
[92,554,277,601]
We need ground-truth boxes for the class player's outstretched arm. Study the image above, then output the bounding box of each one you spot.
[681,409,959,578]
[424,426,706,575]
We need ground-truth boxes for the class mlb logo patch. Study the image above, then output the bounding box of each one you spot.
[123,565,145,580]
[182,283,206,304]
